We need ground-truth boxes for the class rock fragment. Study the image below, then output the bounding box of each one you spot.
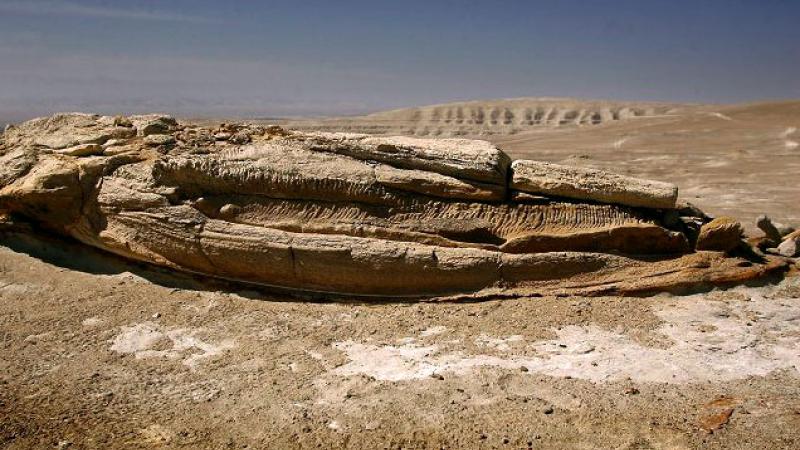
[696,217,744,252]
[699,408,734,434]
[305,133,511,186]
[374,165,505,201]
[218,203,241,219]
[510,160,678,209]
[777,230,800,257]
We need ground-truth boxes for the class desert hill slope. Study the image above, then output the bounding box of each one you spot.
[277,97,706,136]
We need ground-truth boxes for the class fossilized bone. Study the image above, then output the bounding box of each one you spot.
[0,113,784,299]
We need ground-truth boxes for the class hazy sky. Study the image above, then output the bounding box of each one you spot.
[1,0,799,123]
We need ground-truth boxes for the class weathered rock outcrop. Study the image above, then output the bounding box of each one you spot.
[0,113,784,299]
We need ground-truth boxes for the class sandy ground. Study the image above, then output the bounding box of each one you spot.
[2,232,799,450]
[2,99,800,449]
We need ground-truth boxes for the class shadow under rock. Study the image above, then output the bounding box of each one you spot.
[0,227,424,304]
[1,224,789,305]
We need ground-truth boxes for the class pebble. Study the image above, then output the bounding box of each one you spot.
[777,236,799,257]
[219,204,242,218]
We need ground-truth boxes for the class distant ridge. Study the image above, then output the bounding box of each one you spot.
[278,97,705,137]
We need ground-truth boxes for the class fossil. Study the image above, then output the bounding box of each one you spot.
[0,113,784,299]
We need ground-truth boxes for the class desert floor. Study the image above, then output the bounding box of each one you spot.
[2,99,800,449]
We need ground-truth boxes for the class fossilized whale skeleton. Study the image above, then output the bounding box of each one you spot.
[0,113,782,299]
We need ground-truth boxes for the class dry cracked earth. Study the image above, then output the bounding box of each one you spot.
[2,98,800,449]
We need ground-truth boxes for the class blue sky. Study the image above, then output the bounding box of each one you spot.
[1,0,798,122]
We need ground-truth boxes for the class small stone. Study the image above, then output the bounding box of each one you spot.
[430,373,444,380]
[194,197,210,210]
[699,408,734,434]
[756,215,782,243]
[696,217,743,252]
[218,204,241,218]
[519,366,529,372]
[777,231,800,257]
[55,143,103,156]
[214,132,232,141]
[543,406,554,415]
